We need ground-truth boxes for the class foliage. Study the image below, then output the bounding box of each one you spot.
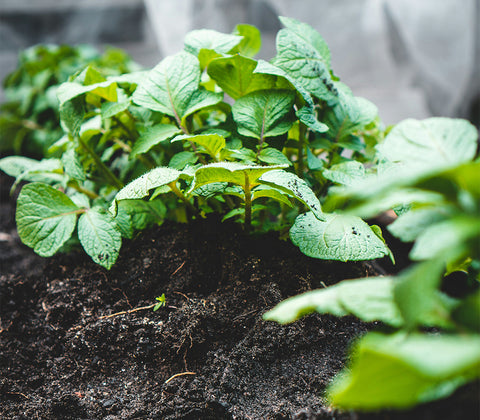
[1,19,388,269]
[2,18,479,413]
[1,44,139,157]
[265,117,480,409]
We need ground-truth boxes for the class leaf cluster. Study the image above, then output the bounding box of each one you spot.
[1,44,139,158]
[1,18,389,269]
[265,117,480,409]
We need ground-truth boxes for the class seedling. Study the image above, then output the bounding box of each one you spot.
[153,294,166,311]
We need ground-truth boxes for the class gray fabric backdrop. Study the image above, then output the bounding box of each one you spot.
[1,0,479,126]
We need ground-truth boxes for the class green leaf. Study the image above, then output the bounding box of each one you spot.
[278,16,331,68]
[60,96,85,136]
[252,185,293,208]
[208,55,276,99]
[115,199,166,239]
[57,78,118,105]
[377,118,478,170]
[184,29,243,56]
[259,170,323,220]
[306,148,324,171]
[254,59,314,108]
[131,124,181,157]
[169,151,198,170]
[62,146,86,181]
[290,212,389,261]
[110,167,184,214]
[132,52,222,124]
[78,208,121,269]
[296,105,329,133]
[0,157,65,192]
[264,277,402,327]
[101,100,130,120]
[273,17,337,103]
[232,24,262,57]
[394,260,454,328]
[324,85,378,144]
[388,206,453,243]
[328,332,480,409]
[257,148,291,165]
[410,217,480,262]
[172,133,226,159]
[232,89,295,140]
[191,162,288,192]
[16,183,80,257]
[323,161,366,186]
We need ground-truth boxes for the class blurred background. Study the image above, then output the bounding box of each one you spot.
[1,0,479,127]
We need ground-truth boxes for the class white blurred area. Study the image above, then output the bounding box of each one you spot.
[1,0,479,126]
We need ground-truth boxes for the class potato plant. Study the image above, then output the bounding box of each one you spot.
[1,17,390,269]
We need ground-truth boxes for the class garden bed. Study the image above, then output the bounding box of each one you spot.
[0,174,478,420]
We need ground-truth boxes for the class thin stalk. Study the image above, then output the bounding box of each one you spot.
[69,183,100,200]
[78,136,124,189]
[297,122,306,177]
[168,181,198,215]
[114,116,137,140]
[243,171,252,233]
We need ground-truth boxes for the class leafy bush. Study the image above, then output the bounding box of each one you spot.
[1,17,390,269]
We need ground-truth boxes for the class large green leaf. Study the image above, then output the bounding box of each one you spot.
[232,89,295,140]
[388,206,454,243]
[191,162,288,192]
[78,208,121,269]
[131,124,181,157]
[410,216,480,262]
[328,332,480,409]
[272,17,337,103]
[322,161,366,186]
[132,52,222,124]
[290,212,389,261]
[16,183,80,257]
[259,170,323,220]
[208,55,276,99]
[394,260,454,329]
[110,167,184,214]
[263,277,402,327]
[376,118,478,170]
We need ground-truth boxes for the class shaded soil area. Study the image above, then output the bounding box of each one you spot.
[0,174,479,419]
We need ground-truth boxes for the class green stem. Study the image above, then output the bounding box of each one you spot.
[78,137,124,190]
[114,116,137,140]
[243,171,252,233]
[297,122,306,177]
[168,181,198,215]
[69,182,100,200]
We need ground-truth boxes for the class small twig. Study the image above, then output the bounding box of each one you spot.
[99,304,156,320]
[6,391,29,399]
[173,291,191,301]
[171,261,186,276]
[164,371,196,384]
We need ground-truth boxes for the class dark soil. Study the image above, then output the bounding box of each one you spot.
[1,174,479,419]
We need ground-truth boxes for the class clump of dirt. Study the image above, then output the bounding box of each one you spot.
[0,174,478,419]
